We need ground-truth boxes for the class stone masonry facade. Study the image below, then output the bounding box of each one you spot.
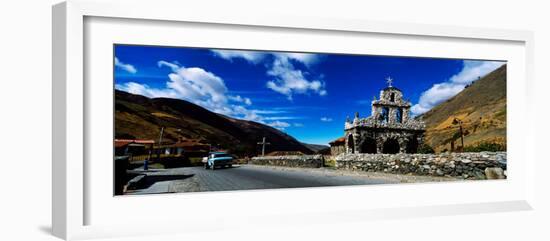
[335,152,506,179]
[250,155,324,168]
[345,79,426,154]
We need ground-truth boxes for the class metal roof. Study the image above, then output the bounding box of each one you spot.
[114,139,155,148]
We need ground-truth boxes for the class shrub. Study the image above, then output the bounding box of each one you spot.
[463,142,506,152]
[324,156,336,167]
[417,144,435,154]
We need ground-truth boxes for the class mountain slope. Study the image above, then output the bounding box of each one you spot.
[302,143,330,152]
[419,65,507,152]
[115,90,313,156]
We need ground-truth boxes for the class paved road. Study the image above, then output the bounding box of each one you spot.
[127,165,396,195]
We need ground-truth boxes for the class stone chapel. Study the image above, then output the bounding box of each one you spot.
[344,77,426,154]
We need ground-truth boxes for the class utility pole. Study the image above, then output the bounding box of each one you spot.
[452,118,464,152]
[156,126,165,161]
[257,137,271,156]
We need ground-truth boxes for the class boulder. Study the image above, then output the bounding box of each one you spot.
[485,167,506,180]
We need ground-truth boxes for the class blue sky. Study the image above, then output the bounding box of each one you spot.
[114,45,505,145]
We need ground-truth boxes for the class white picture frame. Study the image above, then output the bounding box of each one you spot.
[52,0,535,240]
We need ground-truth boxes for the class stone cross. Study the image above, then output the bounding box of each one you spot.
[257,137,271,156]
[386,76,393,87]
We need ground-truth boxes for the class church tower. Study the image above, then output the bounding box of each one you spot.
[371,77,411,124]
[345,77,425,154]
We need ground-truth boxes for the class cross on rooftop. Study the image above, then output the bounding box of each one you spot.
[386,76,393,87]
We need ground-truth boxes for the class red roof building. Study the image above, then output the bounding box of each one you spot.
[329,137,346,156]
[114,139,155,148]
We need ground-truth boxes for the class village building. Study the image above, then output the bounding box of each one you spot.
[329,137,346,155]
[114,139,155,156]
[115,138,211,160]
[344,77,425,154]
[160,139,210,157]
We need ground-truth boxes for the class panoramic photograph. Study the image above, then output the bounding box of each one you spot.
[113,44,507,195]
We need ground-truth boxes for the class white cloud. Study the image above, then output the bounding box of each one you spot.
[228,95,252,105]
[166,64,228,104]
[210,50,267,64]
[231,105,263,122]
[115,82,177,99]
[252,110,288,114]
[116,61,262,121]
[266,120,291,130]
[211,50,326,100]
[450,61,505,84]
[157,60,180,71]
[210,50,321,67]
[272,52,321,67]
[410,82,465,115]
[114,57,137,74]
[320,117,333,122]
[263,116,302,120]
[116,60,303,132]
[411,60,505,116]
[266,55,326,100]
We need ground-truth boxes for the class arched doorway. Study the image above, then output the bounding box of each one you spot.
[382,138,400,154]
[347,134,355,154]
[359,137,377,154]
[406,137,419,153]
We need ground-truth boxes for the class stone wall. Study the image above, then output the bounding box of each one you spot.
[331,145,345,156]
[335,152,506,179]
[250,155,323,168]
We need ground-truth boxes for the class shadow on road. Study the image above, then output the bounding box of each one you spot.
[213,165,241,170]
[139,174,195,189]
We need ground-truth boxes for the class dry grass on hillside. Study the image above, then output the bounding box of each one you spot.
[420,65,507,152]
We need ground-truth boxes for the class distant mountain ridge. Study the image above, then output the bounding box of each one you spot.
[302,143,330,152]
[115,90,314,156]
[419,65,507,152]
